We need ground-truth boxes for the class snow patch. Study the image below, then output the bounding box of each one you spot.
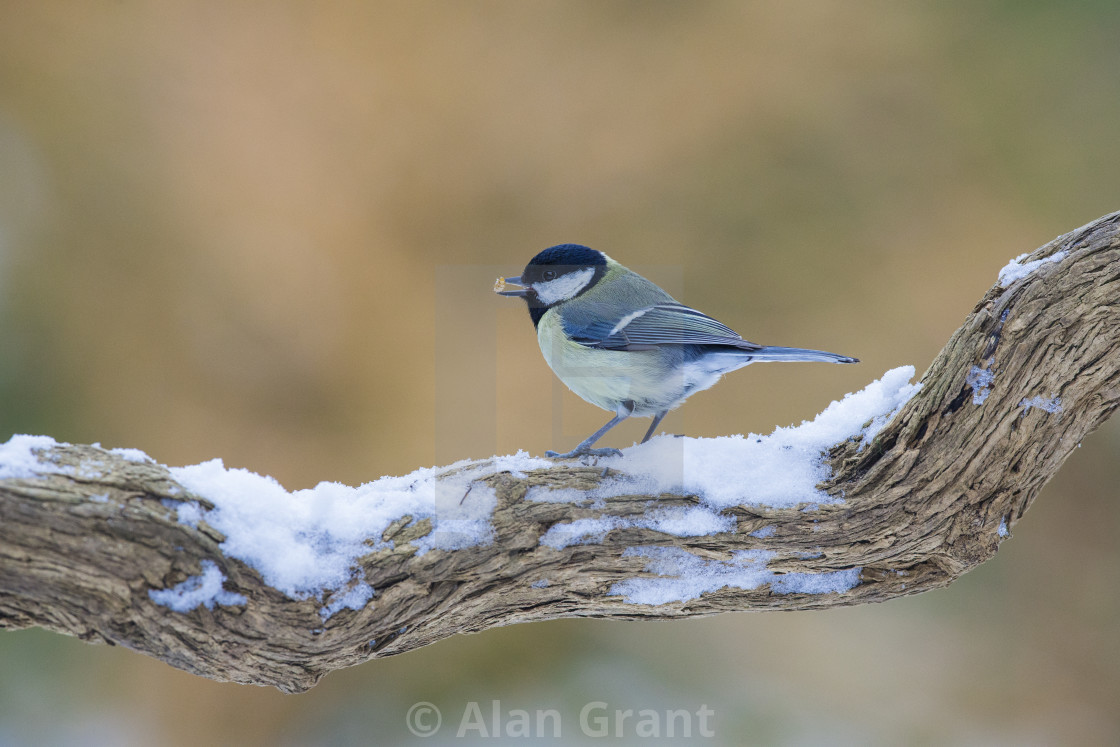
[609,546,860,605]
[967,366,994,405]
[593,367,920,509]
[319,582,375,620]
[166,451,550,600]
[1020,395,1062,414]
[148,560,247,612]
[998,250,1067,287]
[0,435,67,479]
[110,447,155,464]
[541,506,733,549]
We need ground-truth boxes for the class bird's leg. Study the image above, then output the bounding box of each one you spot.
[639,411,667,444]
[546,401,634,458]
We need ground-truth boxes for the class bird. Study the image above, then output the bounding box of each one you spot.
[495,244,858,458]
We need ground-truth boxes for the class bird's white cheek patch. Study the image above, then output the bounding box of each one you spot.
[532,268,595,305]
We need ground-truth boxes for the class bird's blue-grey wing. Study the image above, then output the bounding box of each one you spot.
[567,303,761,351]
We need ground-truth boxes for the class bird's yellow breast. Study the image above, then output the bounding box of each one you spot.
[536,309,687,416]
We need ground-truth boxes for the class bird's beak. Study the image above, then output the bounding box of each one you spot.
[494,276,529,297]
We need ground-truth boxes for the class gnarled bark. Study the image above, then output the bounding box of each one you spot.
[2,211,1118,692]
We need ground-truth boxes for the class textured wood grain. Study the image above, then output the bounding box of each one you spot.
[2,211,1118,692]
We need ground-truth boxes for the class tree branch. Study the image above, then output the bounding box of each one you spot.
[2,211,1118,692]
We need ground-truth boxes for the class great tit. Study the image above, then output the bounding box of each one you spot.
[496,244,858,459]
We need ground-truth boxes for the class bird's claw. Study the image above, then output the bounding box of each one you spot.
[545,447,623,459]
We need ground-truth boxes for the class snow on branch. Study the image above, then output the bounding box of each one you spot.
[2,211,1119,692]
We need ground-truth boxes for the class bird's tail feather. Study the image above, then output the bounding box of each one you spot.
[748,346,859,364]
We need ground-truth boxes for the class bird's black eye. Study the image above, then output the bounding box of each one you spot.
[542,270,557,281]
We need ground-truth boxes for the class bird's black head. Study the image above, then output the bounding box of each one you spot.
[499,244,608,326]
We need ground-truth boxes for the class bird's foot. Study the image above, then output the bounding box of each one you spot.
[545,446,623,459]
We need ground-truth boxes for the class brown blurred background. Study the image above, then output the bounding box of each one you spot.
[2,1,1119,744]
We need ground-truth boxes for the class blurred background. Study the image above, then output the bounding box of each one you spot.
[2,1,1119,744]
